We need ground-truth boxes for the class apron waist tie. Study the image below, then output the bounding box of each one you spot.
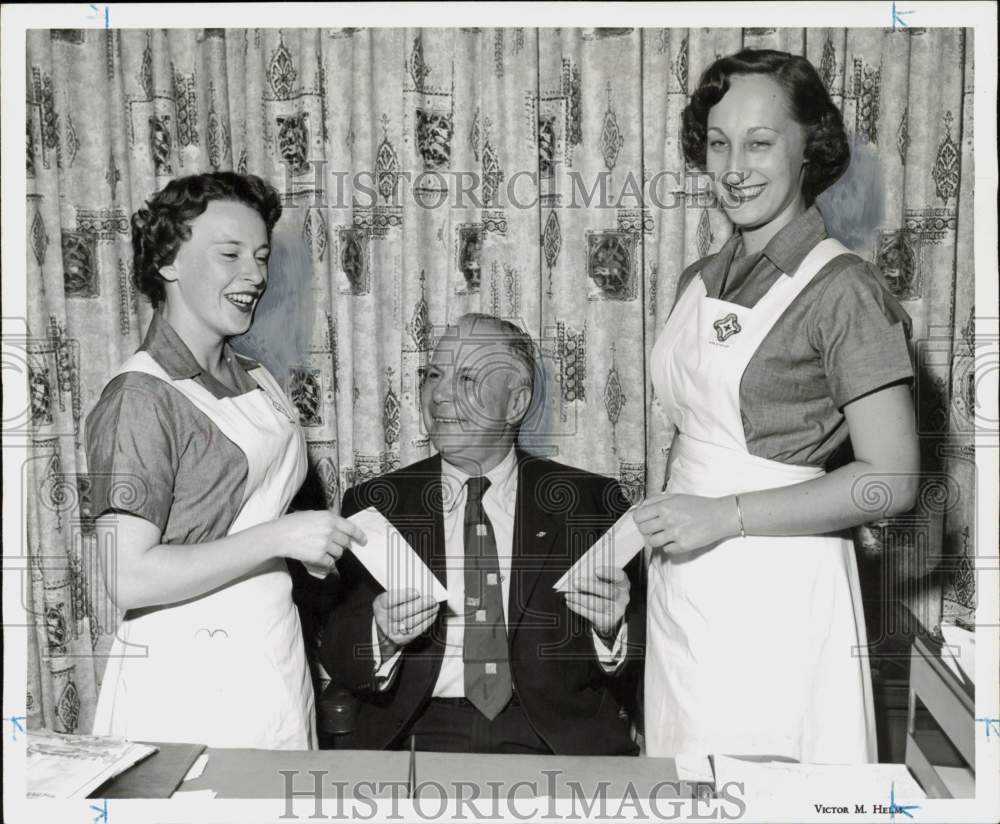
[669,433,824,498]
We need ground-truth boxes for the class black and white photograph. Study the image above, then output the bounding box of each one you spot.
[2,3,998,823]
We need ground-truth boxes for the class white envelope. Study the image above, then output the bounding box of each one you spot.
[345,506,449,603]
[552,507,645,592]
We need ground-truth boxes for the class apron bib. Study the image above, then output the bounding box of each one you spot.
[92,351,314,749]
[645,238,877,764]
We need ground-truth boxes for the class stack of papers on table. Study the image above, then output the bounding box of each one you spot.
[712,755,926,803]
[27,730,157,799]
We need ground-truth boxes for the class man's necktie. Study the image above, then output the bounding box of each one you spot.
[462,476,513,720]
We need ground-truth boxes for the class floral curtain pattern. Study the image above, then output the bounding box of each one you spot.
[24,27,974,732]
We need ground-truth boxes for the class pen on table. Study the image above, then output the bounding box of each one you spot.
[407,734,417,799]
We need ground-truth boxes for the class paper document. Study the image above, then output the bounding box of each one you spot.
[27,730,157,799]
[712,755,926,804]
[347,506,448,602]
[171,789,219,799]
[181,752,209,782]
[675,754,715,784]
[553,507,645,592]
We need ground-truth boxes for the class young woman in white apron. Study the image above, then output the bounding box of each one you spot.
[86,173,365,749]
[637,50,918,763]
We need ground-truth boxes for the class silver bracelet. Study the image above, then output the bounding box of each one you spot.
[734,494,747,538]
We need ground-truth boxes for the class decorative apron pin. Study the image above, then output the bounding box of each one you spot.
[713,313,742,342]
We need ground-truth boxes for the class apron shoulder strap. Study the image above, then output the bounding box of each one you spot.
[681,257,710,295]
[667,261,710,319]
[243,362,297,416]
[111,350,172,383]
[244,360,280,393]
[792,237,855,285]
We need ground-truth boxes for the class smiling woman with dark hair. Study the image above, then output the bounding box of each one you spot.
[86,172,366,749]
[637,50,919,763]
[681,48,850,208]
[130,173,283,309]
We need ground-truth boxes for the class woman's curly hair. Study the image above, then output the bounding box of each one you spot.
[681,49,850,207]
[130,172,282,308]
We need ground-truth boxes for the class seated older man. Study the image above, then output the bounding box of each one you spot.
[321,313,643,755]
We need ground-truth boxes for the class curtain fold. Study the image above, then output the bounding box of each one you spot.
[25,26,975,732]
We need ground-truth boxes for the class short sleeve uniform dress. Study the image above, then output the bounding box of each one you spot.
[85,312,313,749]
[645,206,913,763]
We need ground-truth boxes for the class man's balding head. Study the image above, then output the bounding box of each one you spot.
[454,313,537,395]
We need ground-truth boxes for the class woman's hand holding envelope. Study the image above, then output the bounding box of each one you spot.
[632,492,740,555]
[373,588,441,658]
[264,510,368,578]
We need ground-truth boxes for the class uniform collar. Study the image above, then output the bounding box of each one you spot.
[698,233,744,295]
[440,446,518,514]
[698,204,829,292]
[139,311,261,392]
[755,204,829,275]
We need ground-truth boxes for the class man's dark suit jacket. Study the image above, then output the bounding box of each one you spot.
[319,448,644,755]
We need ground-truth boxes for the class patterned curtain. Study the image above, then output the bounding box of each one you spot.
[24,27,974,733]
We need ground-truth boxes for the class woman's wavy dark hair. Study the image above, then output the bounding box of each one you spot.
[131,172,282,308]
[681,49,850,207]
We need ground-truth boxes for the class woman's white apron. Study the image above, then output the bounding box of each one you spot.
[645,238,877,763]
[91,351,314,749]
